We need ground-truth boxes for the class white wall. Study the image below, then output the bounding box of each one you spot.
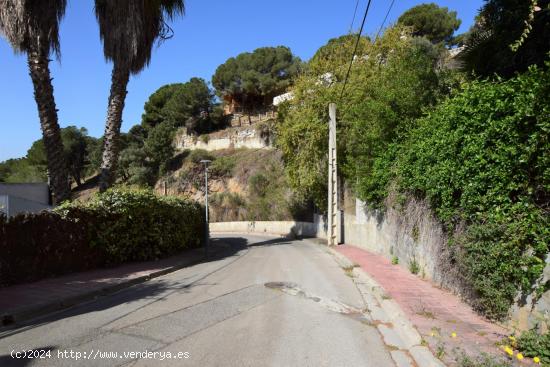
[175,128,271,152]
[5,195,51,217]
[210,220,325,238]
[0,183,50,204]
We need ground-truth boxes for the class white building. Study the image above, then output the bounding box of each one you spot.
[0,183,51,217]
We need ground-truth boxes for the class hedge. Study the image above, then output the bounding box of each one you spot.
[360,63,550,319]
[0,188,205,287]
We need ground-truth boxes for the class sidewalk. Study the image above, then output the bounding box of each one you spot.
[0,247,208,327]
[336,244,510,364]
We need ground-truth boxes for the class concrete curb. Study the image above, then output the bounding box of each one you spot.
[1,247,210,328]
[325,244,446,367]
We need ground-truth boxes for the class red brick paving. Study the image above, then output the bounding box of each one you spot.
[336,244,512,364]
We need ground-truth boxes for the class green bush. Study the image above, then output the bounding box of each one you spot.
[249,173,270,198]
[0,188,205,286]
[517,330,550,365]
[210,155,236,177]
[455,353,511,367]
[188,149,215,164]
[0,211,102,286]
[57,188,205,263]
[364,63,550,319]
[409,258,420,275]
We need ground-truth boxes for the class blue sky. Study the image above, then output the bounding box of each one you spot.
[0,0,483,161]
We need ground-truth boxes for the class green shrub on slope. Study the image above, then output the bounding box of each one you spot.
[0,188,205,286]
[365,63,550,319]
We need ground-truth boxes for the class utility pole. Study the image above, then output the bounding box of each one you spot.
[200,159,212,257]
[327,103,338,246]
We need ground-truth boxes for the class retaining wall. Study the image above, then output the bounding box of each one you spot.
[175,127,271,152]
[210,220,325,238]
[210,197,550,330]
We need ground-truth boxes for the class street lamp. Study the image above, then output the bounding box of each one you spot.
[200,159,212,257]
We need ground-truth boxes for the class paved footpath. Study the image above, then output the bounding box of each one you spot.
[0,246,209,326]
[336,244,510,364]
[0,235,405,367]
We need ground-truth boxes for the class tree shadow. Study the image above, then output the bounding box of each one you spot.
[0,346,56,367]
[0,235,291,340]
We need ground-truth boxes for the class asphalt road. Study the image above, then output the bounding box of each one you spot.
[0,234,396,367]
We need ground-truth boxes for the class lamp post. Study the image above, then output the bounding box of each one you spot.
[200,159,212,257]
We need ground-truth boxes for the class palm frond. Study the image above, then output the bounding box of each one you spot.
[94,0,184,74]
[0,0,66,57]
[456,28,494,73]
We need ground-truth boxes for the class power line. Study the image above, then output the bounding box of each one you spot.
[348,0,361,33]
[374,0,396,42]
[339,0,373,100]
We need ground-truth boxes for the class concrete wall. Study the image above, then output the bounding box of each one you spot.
[0,183,50,204]
[211,196,550,330]
[210,220,325,239]
[175,128,271,152]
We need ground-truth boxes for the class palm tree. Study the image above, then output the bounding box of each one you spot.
[0,0,70,203]
[95,0,185,191]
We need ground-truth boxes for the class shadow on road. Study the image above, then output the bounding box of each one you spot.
[0,235,292,342]
[0,346,56,367]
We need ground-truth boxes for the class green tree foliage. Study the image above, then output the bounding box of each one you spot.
[141,77,221,133]
[277,27,444,209]
[460,0,550,78]
[366,63,550,319]
[397,3,461,45]
[0,187,205,286]
[309,34,362,75]
[0,126,97,185]
[212,46,302,111]
[117,77,225,186]
[144,121,176,175]
[0,158,46,183]
[61,126,91,185]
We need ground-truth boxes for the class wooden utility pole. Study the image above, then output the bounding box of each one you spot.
[327,103,338,246]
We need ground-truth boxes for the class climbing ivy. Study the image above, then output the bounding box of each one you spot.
[364,63,550,319]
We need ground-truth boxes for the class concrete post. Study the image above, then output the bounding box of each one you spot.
[327,103,338,246]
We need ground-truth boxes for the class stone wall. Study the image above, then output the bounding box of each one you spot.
[1,195,52,217]
[510,257,550,332]
[341,197,453,286]
[175,127,271,152]
[342,197,550,331]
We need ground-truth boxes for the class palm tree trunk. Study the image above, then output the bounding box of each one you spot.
[27,46,70,204]
[99,64,130,191]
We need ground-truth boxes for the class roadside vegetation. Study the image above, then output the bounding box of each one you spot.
[0,126,99,186]
[1,0,548,327]
[277,0,550,320]
[0,187,204,286]
[160,148,310,223]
